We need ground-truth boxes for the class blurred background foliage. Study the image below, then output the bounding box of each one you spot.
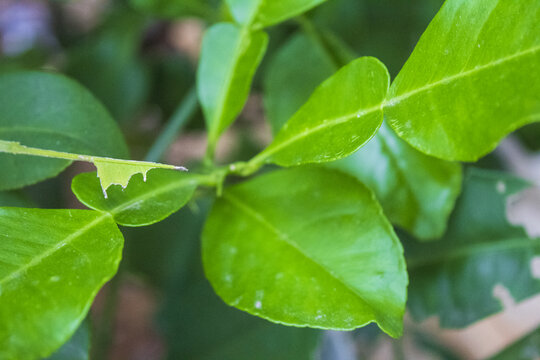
[1,0,539,359]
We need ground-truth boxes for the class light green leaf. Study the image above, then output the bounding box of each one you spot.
[264,33,336,134]
[385,0,540,161]
[46,321,90,360]
[331,121,462,240]
[160,204,321,360]
[251,56,389,167]
[405,168,540,327]
[226,0,327,29]
[0,140,186,196]
[203,167,407,338]
[0,208,123,359]
[71,170,198,227]
[197,23,268,152]
[0,71,128,191]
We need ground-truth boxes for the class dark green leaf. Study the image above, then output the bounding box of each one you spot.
[129,0,217,19]
[490,328,540,360]
[0,71,129,191]
[331,121,462,240]
[203,167,407,337]
[252,57,389,167]
[197,23,268,149]
[0,208,123,359]
[71,169,198,227]
[226,0,327,29]
[0,191,33,207]
[386,0,540,161]
[406,168,540,327]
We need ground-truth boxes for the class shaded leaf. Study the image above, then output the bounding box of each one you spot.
[252,57,389,167]
[129,0,217,19]
[331,121,462,240]
[385,0,540,161]
[0,71,128,191]
[406,168,540,327]
[197,23,268,150]
[203,167,407,337]
[490,328,540,360]
[226,0,327,29]
[0,191,33,207]
[0,208,123,359]
[72,170,198,227]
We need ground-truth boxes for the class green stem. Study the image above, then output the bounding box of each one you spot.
[145,87,198,163]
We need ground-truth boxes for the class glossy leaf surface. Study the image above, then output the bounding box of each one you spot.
[0,72,128,191]
[72,170,198,226]
[203,167,407,337]
[226,0,327,29]
[386,0,540,161]
[252,57,389,167]
[331,122,462,240]
[160,205,321,360]
[406,169,540,327]
[0,208,123,359]
[264,33,336,134]
[197,23,268,148]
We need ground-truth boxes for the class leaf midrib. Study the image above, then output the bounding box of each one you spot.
[223,192,376,314]
[386,45,540,107]
[0,212,111,286]
[253,104,382,164]
[407,236,540,269]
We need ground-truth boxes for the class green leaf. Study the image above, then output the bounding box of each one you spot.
[406,168,540,327]
[330,121,462,240]
[0,71,129,191]
[490,328,540,360]
[71,170,198,227]
[66,11,150,122]
[0,191,32,207]
[197,23,268,151]
[202,167,407,338]
[46,321,90,360]
[226,0,327,29]
[251,57,389,167]
[160,204,321,360]
[0,141,186,196]
[129,0,217,19]
[385,0,540,161]
[264,33,336,134]
[0,208,123,359]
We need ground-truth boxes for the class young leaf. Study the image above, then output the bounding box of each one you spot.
[0,208,123,359]
[0,140,186,196]
[0,71,129,191]
[226,0,327,29]
[264,33,336,134]
[202,167,407,338]
[71,170,198,227]
[385,0,540,161]
[251,57,389,167]
[330,122,463,240]
[160,205,321,360]
[406,168,540,327]
[197,23,268,153]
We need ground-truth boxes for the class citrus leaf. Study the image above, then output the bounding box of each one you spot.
[197,23,268,151]
[71,170,198,227]
[406,168,540,327]
[226,0,327,29]
[331,122,462,240]
[385,0,540,161]
[0,208,123,359]
[45,321,90,360]
[0,140,186,197]
[203,167,407,338]
[0,71,129,191]
[251,57,389,167]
